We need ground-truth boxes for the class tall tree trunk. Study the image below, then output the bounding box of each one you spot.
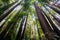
[42,9,60,38]
[37,26,41,40]
[52,14,60,23]
[34,3,56,40]
[53,4,60,8]
[49,0,60,8]
[20,16,27,40]
[47,4,60,14]
[44,5,60,24]
[0,22,17,40]
[0,7,22,39]
[44,2,60,14]
[3,18,21,40]
[43,6,60,37]
[0,1,18,15]
[36,19,42,40]
[0,0,22,22]
[16,16,27,40]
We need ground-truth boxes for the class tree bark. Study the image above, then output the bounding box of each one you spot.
[42,9,60,37]
[0,1,18,15]
[0,0,22,22]
[0,7,22,39]
[16,16,27,40]
[48,5,60,14]
[34,3,56,40]
[43,6,60,37]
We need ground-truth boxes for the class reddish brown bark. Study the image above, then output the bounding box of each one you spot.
[42,8,60,37]
[34,3,55,40]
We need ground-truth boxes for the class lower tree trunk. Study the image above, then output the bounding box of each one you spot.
[49,1,60,8]
[21,16,27,40]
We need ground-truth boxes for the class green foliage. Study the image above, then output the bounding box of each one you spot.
[38,0,49,3]
[0,0,60,40]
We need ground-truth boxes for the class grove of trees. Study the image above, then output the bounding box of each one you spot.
[0,0,60,40]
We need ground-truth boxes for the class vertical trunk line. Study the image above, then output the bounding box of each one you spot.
[34,3,55,40]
